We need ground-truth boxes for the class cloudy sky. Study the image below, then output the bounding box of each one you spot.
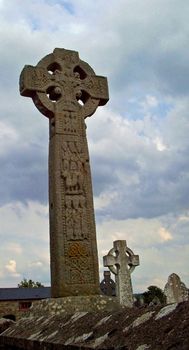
[0,0,189,293]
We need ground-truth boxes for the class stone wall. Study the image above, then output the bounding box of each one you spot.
[28,295,121,317]
[0,300,39,320]
[0,301,18,320]
[0,295,120,321]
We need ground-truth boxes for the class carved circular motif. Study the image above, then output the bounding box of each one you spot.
[68,242,88,257]
[107,247,137,275]
[32,50,100,118]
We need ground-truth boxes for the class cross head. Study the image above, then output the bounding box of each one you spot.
[20,48,108,119]
[103,240,139,307]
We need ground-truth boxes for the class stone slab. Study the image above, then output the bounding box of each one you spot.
[164,273,188,304]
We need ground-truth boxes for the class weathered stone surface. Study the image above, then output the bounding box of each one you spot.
[26,295,122,317]
[103,240,139,307]
[136,345,150,350]
[1,301,189,349]
[155,303,177,320]
[132,311,154,328]
[20,48,109,298]
[164,273,188,304]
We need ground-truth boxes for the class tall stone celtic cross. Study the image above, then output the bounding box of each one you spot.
[103,240,139,307]
[20,48,109,297]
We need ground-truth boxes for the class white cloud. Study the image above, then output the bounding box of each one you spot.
[29,261,43,268]
[140,95,159,113]
[153,137,167,152]
[0,201,49,240]
[158,227,172,242]
[178,214,189,222]
[5,259,20,277]
[0,201,49,287]
[94,191,118,210]
[0,121,18,155]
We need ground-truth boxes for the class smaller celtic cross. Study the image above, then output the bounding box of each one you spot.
[103,240,139,307]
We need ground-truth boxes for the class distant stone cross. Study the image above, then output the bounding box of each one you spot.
[20,48,109,297]
[103,240,139,307]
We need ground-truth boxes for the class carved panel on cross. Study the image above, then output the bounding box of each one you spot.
[56,112,78,135]
[65,207,88,241]
[84,76,107,97]
[65,242,94,284]
[61,140,87,195]
[20,66,50,94]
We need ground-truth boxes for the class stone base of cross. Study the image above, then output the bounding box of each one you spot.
[103,240,139,307]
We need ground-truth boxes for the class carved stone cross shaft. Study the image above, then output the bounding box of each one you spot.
[20,48,109,297]
[103,240,139,307]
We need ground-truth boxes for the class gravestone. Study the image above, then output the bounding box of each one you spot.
[100,270,116,296]
[20,48,109,298]
[103,240,139,307]
[164,273,188,304]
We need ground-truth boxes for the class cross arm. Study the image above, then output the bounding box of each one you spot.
[103,254,116,268]
[128,254,139,267]
[126,246,140,268]
[81,75,109,106]
[20,65,52,97]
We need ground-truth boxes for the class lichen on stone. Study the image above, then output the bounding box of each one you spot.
[155,303,178,320]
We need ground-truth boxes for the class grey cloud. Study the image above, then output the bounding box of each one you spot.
[0,143,48,205]
[91,162,117,197]
[95,150,189,220]
[92,108,189,221]
[0,0,189,220]
[89,0,189,113]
